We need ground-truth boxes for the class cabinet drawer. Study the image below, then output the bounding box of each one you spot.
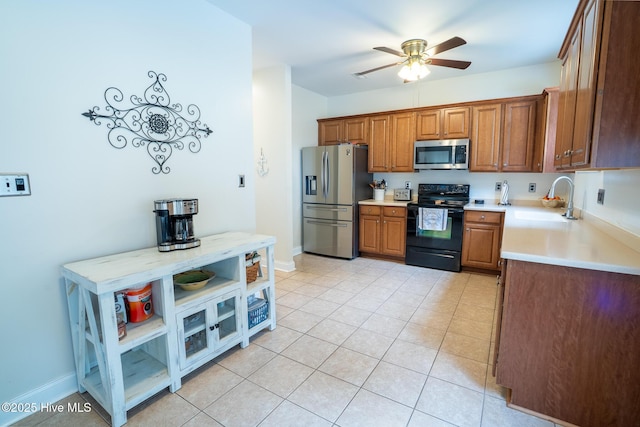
[360,205,382,215]
[383,206,406,218]
[465,211,503,224]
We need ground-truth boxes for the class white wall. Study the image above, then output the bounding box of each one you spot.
[253,66,295,271]
[292,86,328,254]
[0,0,254,421]
[574,169,640,238]
[325,62,561,118]
[323,61,568,202]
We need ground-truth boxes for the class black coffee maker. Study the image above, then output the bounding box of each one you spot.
[154,199,200,252]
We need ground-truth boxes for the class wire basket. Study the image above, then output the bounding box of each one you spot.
[248,298,269,329]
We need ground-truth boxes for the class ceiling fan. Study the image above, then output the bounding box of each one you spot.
[354,36,471,82]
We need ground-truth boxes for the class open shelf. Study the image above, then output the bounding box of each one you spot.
[82,347,170,412]
[117,316,167,353]
[174,275,239,308]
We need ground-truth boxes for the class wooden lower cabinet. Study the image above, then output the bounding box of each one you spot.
[359,205,406,258]
[461,210,503,271]
[495,260,640,427]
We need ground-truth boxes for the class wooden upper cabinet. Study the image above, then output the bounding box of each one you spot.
[389,112,415,172]
[502,100,537,172]
[319,119,342,146]
[343,118,369,145]
[471,98,541,172]
[443,107,470,139]
[318,117,369,145]
[556,0,640,169]
[367,115,390,172]
[318,95,549,173]
[415,109,440,140]
[416,107,469,140]
[470,104,502,171]
[367,112,415,173]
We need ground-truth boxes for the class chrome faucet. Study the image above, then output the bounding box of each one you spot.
[548,176,578,220]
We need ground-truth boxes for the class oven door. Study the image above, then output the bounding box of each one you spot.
[406,204,464,251]
[405,204,464,271]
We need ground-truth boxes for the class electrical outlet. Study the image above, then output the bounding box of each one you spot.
[495,182,502,191]
[239,174,245,188]
[405,181,411,189]
[528,183,536,193]
[597,188,605,205]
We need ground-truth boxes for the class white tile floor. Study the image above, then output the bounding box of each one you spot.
[15,254,562,427]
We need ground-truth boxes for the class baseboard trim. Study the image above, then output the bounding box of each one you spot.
[274,259,296,272]
[1,373,77,426]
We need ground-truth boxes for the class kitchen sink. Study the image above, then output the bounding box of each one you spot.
[513,210,568,222]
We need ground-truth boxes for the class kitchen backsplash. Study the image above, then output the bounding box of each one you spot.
[375,168,640,239]
[374,171,568,203]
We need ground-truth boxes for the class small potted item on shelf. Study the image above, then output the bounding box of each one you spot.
[245,251,261,283]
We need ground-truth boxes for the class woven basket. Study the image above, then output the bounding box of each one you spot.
[246,252,261,283]
[246,262,260,283]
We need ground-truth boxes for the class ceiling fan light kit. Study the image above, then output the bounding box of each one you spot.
[355,36,471,82]
[398,59,430,81]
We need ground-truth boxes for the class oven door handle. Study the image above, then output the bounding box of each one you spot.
[408,206,465,215]
[410,249,456,259]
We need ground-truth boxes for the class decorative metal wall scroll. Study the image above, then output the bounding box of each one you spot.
[82,71,212,174]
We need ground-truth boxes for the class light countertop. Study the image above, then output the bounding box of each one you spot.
[359,198,412,207]
[465,201,640,276]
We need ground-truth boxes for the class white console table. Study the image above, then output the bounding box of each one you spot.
[61,232,276,427]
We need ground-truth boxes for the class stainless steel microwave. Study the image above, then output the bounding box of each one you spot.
[414,139,469,170]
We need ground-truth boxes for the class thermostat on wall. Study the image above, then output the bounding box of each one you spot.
[1,173,31,197]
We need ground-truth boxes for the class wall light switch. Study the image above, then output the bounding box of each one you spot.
[1,173,31,197]
[239,174,245,188]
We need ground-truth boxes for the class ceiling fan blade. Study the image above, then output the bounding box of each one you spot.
[426,36,466,56]
[353,62,400,77]
[428,58,471,70]
[373,46,406,57]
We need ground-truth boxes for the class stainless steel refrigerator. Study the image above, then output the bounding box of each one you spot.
[302,145,372,259]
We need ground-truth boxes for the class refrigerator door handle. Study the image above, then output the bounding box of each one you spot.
[324,150,330,198]
[305,220,348,227]
[320,151,326,198]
